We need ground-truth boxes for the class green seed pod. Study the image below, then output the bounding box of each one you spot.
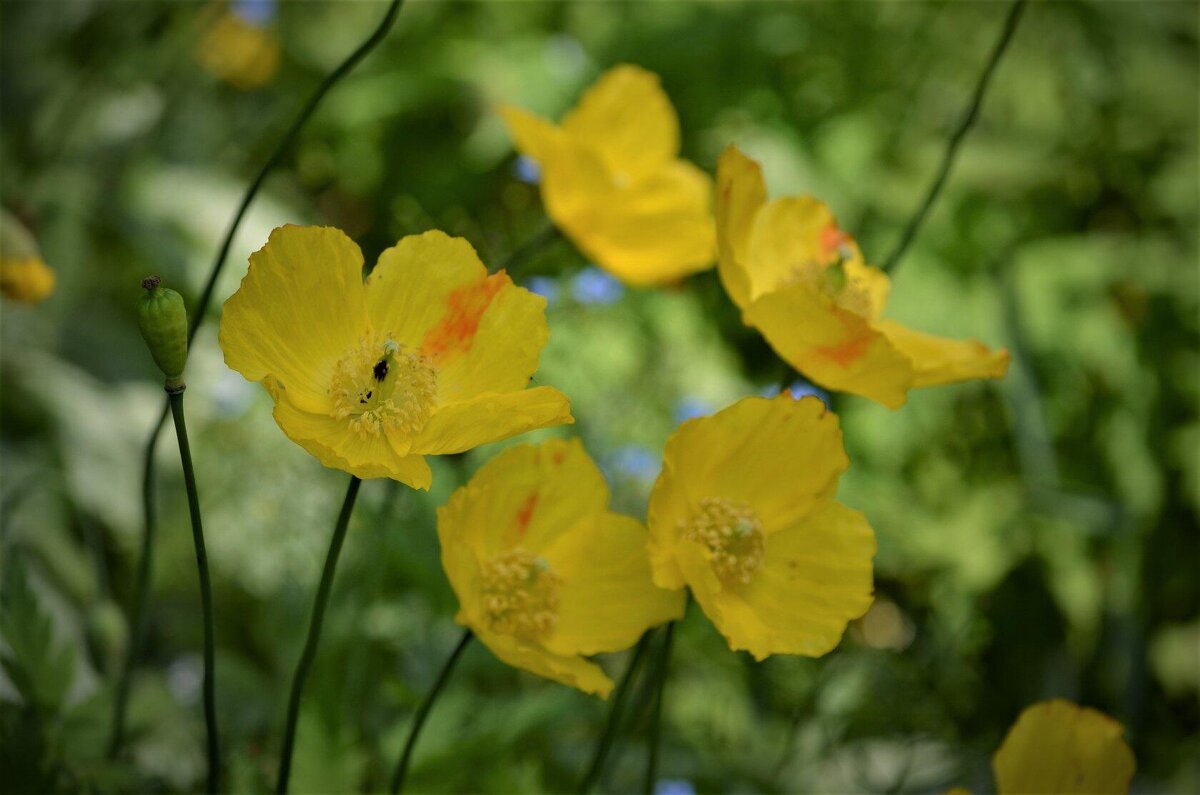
[138,275,189,389]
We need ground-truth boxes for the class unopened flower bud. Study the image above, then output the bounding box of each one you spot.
[138,276,188,390]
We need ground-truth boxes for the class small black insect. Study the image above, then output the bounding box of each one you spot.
[359,390,373,404]
[373,358,389,382]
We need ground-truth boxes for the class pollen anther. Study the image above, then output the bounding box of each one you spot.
[329,335,437,439]
[480,548,561,640]
[681,497,766,587]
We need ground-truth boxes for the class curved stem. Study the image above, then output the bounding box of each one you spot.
[108,401,167,759]
[578,632,653,793]
[167,390,221,793]
[390,629,474,794]
[113,0,407,758]
[276,475,363,794]
[643,623,676,795]
[497,221,563,279]
[882,0,1028,274]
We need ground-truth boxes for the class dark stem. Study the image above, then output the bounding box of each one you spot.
[276,475,363,794]
[112,0,406,758]
[167,390,221,793]
[390,629,474,794]
[496,221,563,279]
[881,0,1028,274]
[578,632,654,793]
[643,623,677,795]
[108,401,167,759]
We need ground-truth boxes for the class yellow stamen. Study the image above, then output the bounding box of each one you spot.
[480,548,561,640]
[681,497,765,587]
[328,335,437,439]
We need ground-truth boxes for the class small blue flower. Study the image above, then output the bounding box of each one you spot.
[607,444,660,483]
[571,267,623,305]
[232,0,276,26]
[654,780,696,795]
[524,276,559,305]
[673,396,712,423]
[512,155,541,185]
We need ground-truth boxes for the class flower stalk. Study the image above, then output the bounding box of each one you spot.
[168,388,221,794]
[390,629,474,794]
[643,622,677,795]
[276,475,363,794]
[578,631,653,793]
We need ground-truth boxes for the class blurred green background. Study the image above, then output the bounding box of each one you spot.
[1,0,1197,792]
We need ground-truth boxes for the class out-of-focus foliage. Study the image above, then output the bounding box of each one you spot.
[0,1,1196,793]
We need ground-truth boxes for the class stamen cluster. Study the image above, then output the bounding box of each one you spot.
[328,336,437,439]
[480,548,562,640]
[681,497,766,587]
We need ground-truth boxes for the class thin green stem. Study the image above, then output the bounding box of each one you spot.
[276,475,363,794]
[578,632,654,794]
[113,0,406,758]
[390,629,474,794]
[643,623,676,795]
[108,402,166,759]
[882,0,1028,274]
[167,390,220,793]
[497,221,563,279]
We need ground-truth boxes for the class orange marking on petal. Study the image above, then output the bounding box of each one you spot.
[551,448,566,465]
[815,335,870,368]
[820,225,846,256]
[515,492,539,538]
[814,311,871,368]
[421,271,508,364]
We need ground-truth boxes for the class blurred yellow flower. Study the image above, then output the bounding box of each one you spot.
[1,209,55,303]
[647,395,875,660]
[439,438,684,696]
[715,145,1010,408]
[992,700,1136,794]
[219,225,573,489]
[501,64,716,286]
[195,6,281,91]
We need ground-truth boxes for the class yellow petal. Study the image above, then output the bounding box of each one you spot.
[436,438,608,562]
[470,625,614,698]
[410,387,573,456]
[499,104,569,166]
[561,64,679,181]
[653,395,849,534]
[540,141,713,286]
[682,501,876,661]
[993,700,1136,794]
[220,225,368,414]
[746,196,840,296]
[743,283,915,408]
[876,319,1011,388]
[271,396,432,488]
[541,513,685,657]
[364,230,492,354]
[430,276,552,401]
[715,144,768,309]
[0,256,55,303]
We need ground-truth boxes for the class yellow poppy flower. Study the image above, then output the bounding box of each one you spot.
[1,210,55,304]
[992,700,1136,794]
[646,395,875,660]
[439,438,684,697]
[715,145,1010,408]
[500,64,716,286]
[195,7,281,91]
[219,225,573,489]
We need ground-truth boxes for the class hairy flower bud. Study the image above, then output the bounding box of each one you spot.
[138,276,188,390]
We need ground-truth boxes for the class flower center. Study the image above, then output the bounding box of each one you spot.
[681,497,766,587]
[328,336,437,439]
[789,251,874,317]
[480,548,561,640]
